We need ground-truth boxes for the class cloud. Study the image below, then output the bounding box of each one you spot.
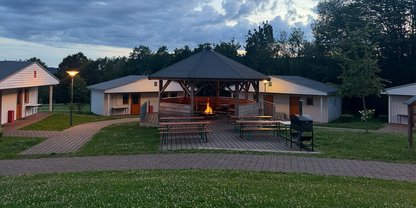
[0,0,318,65]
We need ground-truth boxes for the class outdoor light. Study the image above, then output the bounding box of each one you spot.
[66,70,79,126]
[263,80,268,93]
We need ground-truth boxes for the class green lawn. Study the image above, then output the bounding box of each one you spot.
[315,128,416,163]
[321,118,385,130]
[0,170,415,207]
[38,103,91,114]
[76,122,159,156]
[21,113,115,131]
[0,137,45,159]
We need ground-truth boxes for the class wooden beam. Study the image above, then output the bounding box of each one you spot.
[235,81,239,116]
[160,80,172,94]
[252,81,260,103]
[190,81,195,116]
[408,104,414,148]
[157,80,163,121]
[179,81,190,97]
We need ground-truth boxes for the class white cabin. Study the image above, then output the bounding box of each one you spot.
[385,83,416,124]
[0,61,59,124]
[88,75,184,116]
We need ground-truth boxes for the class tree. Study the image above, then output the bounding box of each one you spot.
[27,57,47,68]
[214,38,241,60]
[336,27,386,110]
[245,22,277,74]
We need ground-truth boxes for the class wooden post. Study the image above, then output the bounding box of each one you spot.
[408,104,414,148]
[234,81,239,116]
[190,81,195,116]
[157,80,163,121]
[49,85,53,112]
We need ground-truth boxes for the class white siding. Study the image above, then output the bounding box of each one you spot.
[388,95,411,124]
[0,63,59,90]
[141,92,159,112]
[91,91,105,115]
[327,95,342,122]
[1,89,17,124]
[106,80,182,93]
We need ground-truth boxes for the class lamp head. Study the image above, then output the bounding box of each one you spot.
[66,70,79,78]
[263,80,268,84]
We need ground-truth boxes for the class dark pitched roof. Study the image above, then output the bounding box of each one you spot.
[148,50,269,81]
[273,76,338,95]
[0,61,33,81]
[87,75,146,91]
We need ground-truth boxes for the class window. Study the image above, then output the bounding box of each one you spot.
[306,97,314,106]
[24,88,30,104]
[122,94,129,105]
[154,81,158,86]
[268,81,272,87]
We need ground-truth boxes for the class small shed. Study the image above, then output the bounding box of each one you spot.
[385,83,416,124]
[0,61,59,124]
[87,75,183,116]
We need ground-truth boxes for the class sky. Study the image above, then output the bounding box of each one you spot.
[0,0,319,67]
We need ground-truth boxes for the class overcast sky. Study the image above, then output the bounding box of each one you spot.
[0,0,319,67]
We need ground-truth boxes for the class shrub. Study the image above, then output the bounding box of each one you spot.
[340,114,354,122]
[378,115,388,122]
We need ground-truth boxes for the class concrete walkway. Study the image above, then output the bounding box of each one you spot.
[1,153,415,182]
[20,118,139,155]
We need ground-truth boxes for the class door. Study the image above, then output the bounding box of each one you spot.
[263,94,274,116]
[16,90,23,119]
[130,94,141,115]
[289,96,300,116]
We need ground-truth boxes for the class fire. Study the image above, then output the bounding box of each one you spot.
[204,99,213,114]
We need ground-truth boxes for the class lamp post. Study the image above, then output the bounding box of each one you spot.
[66,70,79,126]
[263,80,268,93]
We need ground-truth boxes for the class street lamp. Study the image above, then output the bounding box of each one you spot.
[263,80,268,93]
[66,70,79,126]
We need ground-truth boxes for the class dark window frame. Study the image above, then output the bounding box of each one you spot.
[306,97,314,106]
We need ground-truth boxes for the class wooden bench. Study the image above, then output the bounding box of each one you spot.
[159,121,211,142]
[236,120,280,138]
[159,116,205,122]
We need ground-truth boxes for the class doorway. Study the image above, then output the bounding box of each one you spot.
[16,89,23,119]
[130,94,141,115]
[289,96,300,116]
[263,94,274,116]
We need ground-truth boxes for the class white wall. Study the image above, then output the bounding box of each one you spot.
[388,95,411,124]
[1,89,17,124]
[23,87,39,117]
[91,91,105,115]
[0,63,58,90]
[327,95,342,122]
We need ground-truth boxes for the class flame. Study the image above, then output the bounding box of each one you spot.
[204,99,213,114]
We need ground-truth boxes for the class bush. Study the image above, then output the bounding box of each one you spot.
[378,115,388,122]
[340,114,354,123]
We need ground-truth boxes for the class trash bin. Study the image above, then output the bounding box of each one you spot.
[7,110,14,123]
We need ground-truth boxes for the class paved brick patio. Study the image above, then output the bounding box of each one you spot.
[0,153,415,182]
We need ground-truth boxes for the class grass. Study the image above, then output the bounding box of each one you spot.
[0,137,45,159]
[38,103,91,114]
[0,170,415,207]
[315,128,416,163]
[76,122,159,156]
[321,117,385,130]
[21,113,115,131]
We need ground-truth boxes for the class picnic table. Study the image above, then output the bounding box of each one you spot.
[228,115,272,123]
[159,121,211,142]
[159,116,205,122]
[236,120,282,138]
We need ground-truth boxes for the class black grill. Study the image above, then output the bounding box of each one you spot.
[290,114,314,151]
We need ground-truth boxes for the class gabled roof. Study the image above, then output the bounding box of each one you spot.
[88,75,146,91]
[385,82,416,96]
[0,61,33,80]
[148,50,269,81]
[271,76,338,95]
[404,96,416,105]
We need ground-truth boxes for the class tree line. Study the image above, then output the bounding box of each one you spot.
[32,0,415,115]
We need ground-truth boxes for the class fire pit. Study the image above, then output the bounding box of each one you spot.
[201,98,218,119]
